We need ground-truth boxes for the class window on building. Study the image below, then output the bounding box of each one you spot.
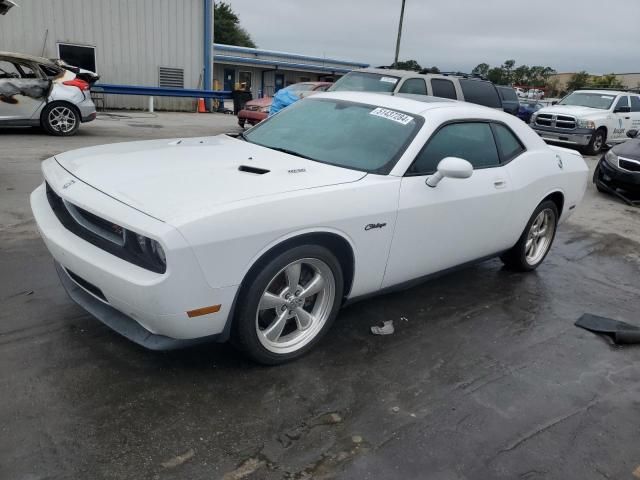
[57,43,96,73]
[158,67,184,88]
[431,79,457,99]
[239,71,252,89]
[398,78,427,95]
[298,76,311,83]
[409,122,500,175]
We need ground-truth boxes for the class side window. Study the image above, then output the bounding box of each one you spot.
[493,123,525,161]
[630,96,640,113]
[499,88,518,102]
[16,63,37,79]
[614,96,630,111]
[431,79,457,99]
[40,64,63,78]
[0,60,20,79]
[459,79,502,108]
[409,122,500,175]
[398,78,427,95]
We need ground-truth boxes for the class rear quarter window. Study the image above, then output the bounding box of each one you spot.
[459,79,502,108]
[498,87,518,102]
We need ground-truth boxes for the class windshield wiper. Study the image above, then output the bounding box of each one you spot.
[266,146,316,161]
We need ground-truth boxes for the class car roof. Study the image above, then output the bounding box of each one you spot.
[352,67,492,83]
[0,51,56,66]
[311,91,495,117]
[574,89,627,96]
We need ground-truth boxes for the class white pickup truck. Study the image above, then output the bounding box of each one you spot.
[531,89,640,155]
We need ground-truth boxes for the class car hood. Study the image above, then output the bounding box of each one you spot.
[537,105,606,118]
[54,135,367,223]
[613,138,640,160]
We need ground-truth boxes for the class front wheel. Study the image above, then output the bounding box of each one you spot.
[584,128,606,156]
[233,245,344,364]
[501,200,558,271]
[41,102,81,136]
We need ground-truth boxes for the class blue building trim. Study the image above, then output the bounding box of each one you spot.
[214,43,369,69]
[214,54,355,74]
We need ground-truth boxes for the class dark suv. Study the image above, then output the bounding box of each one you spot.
[330,68,502,110]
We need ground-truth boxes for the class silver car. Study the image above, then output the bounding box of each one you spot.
[0,52,97,136]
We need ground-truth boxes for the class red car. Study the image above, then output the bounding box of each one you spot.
[237,82,332,128]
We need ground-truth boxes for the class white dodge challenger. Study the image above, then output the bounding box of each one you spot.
[31,92,588,364]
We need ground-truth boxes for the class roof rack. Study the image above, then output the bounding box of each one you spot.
[578,86,640,92]
[428,70,488,80]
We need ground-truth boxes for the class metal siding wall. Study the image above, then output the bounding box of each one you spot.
[0,0,204,111]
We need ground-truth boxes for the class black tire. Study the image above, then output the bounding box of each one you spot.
[233,244,344,365]
[584,128,606,156]
[238,119,246,128]
[41,102,81,136]
[501,200,559,272]
[593,164,608,193]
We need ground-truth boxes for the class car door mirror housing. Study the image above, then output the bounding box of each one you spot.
[426,157,474,188]
[627,129,639,138]
[614,106,631,113]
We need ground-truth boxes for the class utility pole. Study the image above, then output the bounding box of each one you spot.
[393,0,406,68]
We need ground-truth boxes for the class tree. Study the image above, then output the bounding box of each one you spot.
[423,66,440,74]
[501,59,516,84]
[590,74,624,89]
[472,63,490,78]
[512,65,530,85]
[394,59,422,71]
[487,67,505,85]
[214,2,256,48]
[566,71,590,91]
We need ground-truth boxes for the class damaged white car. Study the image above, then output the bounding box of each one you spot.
[0,51,97,135]
[32,92,588,363]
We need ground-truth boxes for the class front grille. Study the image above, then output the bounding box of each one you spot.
[535,114,576,130]
[66,268,107,302]
[619,157,640,173]
[45,182,166,273]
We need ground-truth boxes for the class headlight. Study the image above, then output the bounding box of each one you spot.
[258,106,270,113]
[129,231,167,272]
[577,119,596,129]
[530,112,538,124]
[605,150,619,168]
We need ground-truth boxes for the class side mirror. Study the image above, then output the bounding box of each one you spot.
[627,129,639,138]
[426,157,473,188]
[552,101,558,105]
[614,106,631,113]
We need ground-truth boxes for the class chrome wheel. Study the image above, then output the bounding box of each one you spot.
[525,208,556,265]
[256,258,335,354]
[48,106,77,133]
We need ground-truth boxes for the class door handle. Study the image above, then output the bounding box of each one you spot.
[494,179,507,189]
[625,116,631,120]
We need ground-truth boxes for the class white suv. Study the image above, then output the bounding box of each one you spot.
[330,68,504,110]
[531,89,640,155]
[0,51,97,136]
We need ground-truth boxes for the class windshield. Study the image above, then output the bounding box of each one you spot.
[330,72,400,93]
[243,98,422,174]
[559,92,616,109]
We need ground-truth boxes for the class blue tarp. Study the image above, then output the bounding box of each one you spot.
[269,88,300,116]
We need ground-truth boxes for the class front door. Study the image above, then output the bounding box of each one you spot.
[382,121,514,288]
[274,73,285,92]
[629,95,640,133]
[611,95,633,143]
[223,68,236,91]
[0,58,47,121]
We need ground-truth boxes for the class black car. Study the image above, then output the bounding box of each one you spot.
[496,86,519,115]
[594,130,640,204]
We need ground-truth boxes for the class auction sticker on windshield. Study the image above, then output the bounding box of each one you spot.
[370,107,413,125]
[380,77,398,84]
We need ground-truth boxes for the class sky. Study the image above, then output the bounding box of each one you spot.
[224,0,640,74]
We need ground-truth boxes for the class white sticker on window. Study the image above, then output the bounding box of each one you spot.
[380,77,398,84]
[369,107,413,125]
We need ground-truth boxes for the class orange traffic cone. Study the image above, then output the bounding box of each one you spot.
[197,98,206,113]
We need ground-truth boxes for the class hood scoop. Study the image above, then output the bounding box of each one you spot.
[238,165,270,175]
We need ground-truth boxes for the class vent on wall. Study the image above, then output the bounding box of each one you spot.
[158,67,184,88]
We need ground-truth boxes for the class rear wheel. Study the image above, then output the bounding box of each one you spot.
[584,128,606,156]
[233,245,344,364]
[41,102,80,136]
[501,200,558,271]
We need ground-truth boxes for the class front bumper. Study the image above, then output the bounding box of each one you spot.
[531,126,593,146]
[595,157,640,194]
[31,175,239,347]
